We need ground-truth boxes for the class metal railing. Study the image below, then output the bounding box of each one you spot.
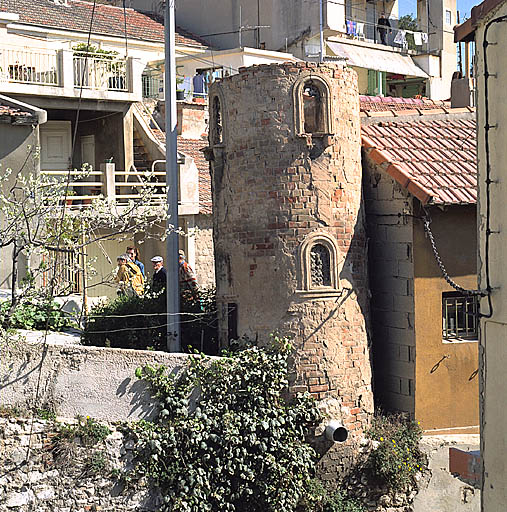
[73,54,128,91]
[442,293,478,340]
[344,18,429,53]
[43,247,82,294]
[142,73,163,99]
[0,45,59,85]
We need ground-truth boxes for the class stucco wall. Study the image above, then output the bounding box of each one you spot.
[0,338,191,422]
[193,214,215,289]
[474,2,507,508]
[0,123,41,290]
[413,205,478,432]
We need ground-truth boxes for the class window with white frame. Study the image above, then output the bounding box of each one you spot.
[442,291,478,340]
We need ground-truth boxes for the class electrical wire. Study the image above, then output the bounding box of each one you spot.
[480,14,507,318]
[22,0,99,478]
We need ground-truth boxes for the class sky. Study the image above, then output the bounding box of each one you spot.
[399,0,482,21]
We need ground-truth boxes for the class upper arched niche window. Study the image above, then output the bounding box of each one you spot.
[293,75,334,137]
[297,232,341,297]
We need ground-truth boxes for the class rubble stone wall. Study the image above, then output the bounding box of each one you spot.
[0,417,157,512]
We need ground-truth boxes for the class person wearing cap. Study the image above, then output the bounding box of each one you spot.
[178,250,199,299]
[150,255,167,294]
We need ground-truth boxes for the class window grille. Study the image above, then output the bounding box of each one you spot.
[43,248,82,295]
[442,292,478,340]
[310,243,331,287]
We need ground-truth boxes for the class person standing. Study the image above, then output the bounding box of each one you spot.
[150,255,167,295]
[126,246,145,278]
[178,250,199,299]
[377,13,392,45]
[115,254,144,296]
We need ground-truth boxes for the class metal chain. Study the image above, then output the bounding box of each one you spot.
[423,216,482,296]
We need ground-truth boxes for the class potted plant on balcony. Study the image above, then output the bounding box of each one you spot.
[176,76,185,100]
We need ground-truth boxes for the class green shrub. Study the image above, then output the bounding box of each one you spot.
[82,287,218,354]
[56,416,111,446]
[366,413,426,491]
[0,297,73,331]
[127,338,321,512]
[299,480,365,512]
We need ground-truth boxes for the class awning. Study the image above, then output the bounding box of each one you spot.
[327,41,428,78]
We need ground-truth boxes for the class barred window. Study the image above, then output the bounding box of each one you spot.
[442,292,478,340]
[310,243,331,287]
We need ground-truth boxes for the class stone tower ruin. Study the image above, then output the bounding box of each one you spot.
[207,62,373,453]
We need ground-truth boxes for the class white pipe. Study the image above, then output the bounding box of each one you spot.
[325,420,348,442]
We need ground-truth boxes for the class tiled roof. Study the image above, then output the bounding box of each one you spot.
[361,114,477,205]
[178,137,212,215]
[0,0,207,47]
[359,95,450,113]
[0,103,38,124]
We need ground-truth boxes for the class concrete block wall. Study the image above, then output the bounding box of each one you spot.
[208,62,373,477]
[362,152,416,415]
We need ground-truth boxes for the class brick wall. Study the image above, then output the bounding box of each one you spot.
[177,100,208,139]
[208,63,374,475]
[362,150,416,415]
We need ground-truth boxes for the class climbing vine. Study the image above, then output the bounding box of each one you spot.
[128,338,321,511]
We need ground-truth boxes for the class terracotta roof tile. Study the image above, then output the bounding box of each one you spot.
[177,137,212,214]
[0,102,37,124]
[362,115,477,205]
[359,95,450,113]
[0,0,208,47]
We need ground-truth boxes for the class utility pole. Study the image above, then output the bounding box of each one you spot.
[319,0,324,63]
[164,0,180,352]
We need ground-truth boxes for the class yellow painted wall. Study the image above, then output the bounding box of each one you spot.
[413,205,478,432]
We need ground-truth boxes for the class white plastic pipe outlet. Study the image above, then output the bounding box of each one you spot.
[325,421,348,442]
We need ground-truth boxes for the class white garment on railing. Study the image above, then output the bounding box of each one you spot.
[413,32,423,46]
[421,32,428,43]
[394,29,407,45]
[356,22,365,38]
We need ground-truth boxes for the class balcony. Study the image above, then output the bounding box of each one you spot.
[41,163,167,207]
[40,159,198,216]
[0,45,143,101]
[342,18,430,54]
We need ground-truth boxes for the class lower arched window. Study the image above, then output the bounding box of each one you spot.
[297,232,341,297]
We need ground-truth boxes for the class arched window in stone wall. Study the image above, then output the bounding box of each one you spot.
[210,94,223,145]
[298,232,341,296]
[293,75,334,137]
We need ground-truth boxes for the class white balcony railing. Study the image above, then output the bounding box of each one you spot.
[0,45,59,86]
[0,47,141,98]
[41,164,166,206]
[73,54,128,92]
